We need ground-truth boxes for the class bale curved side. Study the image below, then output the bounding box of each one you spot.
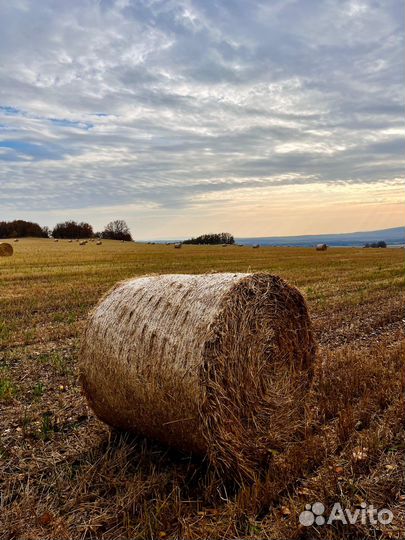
[0,242,13,257]
[80,273,243,455]
[79,273,315,481]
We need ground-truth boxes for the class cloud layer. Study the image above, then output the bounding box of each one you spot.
[0,0,403,237]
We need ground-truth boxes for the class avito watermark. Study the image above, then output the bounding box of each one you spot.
[299,501,393,527]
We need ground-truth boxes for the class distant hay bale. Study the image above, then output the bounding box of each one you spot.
[14,238,19,243]
[0,242,13,257]
[54,239,59,242]
[68,239,73,243]
[79,240,87,246]
[316,243,327,251]
[80,273,315,482]
[174,243,182,249]
[96,241,102,245]
[252,243,260,248]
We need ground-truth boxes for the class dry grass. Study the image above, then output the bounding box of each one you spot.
[0,238,404,539]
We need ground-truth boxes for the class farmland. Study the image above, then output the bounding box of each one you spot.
[0,238,404,539]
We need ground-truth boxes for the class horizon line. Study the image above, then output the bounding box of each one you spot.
[137,224,405,242]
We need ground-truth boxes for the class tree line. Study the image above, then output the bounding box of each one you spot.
[364,241,387,248]
[0,220,49,239]
[183,232,235,245]
[0,219,132,241]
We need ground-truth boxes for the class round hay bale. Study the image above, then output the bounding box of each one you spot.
[79,240,87,246]
[174,243,182,249]
[0,242,13,257]
[14,238,19,243]
[54,238,59,242]
[96,240,102,245]
[80,273,315,481]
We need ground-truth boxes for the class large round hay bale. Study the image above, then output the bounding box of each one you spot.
[80,273,315,481]
[0,242,13,257]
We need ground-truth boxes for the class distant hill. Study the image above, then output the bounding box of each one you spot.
[236,227,405,247]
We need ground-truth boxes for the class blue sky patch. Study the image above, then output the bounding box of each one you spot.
[0,139,62,161]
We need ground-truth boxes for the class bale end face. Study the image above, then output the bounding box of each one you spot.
[80,273,315,482]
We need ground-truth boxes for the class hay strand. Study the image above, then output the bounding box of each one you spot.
[80,273,315,482]
[0,242,13,257]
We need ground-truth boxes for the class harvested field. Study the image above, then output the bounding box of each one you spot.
[0,238,404,539]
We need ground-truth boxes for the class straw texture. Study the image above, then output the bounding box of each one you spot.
[0,242,13,257]
[80,273,315,481]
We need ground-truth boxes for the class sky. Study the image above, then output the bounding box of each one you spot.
[0,0,403,240]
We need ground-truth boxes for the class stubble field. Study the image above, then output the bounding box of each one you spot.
[0,238,404,539]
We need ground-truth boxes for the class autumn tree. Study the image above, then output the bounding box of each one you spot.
[102,220,132,241]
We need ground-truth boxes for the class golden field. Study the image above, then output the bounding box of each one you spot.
[0,238,404,539]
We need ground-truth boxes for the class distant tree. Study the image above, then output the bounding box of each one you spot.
[0,219,48,238]
[183,232,234,245]
[78,221,93,238]
[102,220,132,241]
[41,226,51,238]
[52,220,93,239]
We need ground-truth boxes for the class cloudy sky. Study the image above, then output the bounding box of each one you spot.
[0,0,403,239]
